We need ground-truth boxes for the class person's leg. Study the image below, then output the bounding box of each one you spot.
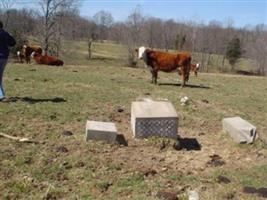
[0,59,8,99]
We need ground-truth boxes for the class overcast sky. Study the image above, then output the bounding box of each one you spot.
[15,0,267,28]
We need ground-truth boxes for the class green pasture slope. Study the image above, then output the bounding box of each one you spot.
[0,41,267,199]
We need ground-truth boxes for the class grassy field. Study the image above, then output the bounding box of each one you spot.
[60,40,259,73]
[0,41,267,200]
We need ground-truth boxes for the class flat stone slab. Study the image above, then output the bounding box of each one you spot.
[86,121,117,143]
[222,117,257,144]
[131,100,178,138]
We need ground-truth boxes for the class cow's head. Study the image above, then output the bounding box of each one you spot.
[195,63,200,76]
[191,63,200,77]
[135,46,146,60]
[22,45,27,54]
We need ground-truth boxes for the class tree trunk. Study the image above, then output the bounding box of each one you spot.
[205,53,211,72]
[4,10,10,28]
[230,61,235,72]
[216,54,221,72]
[201,52,205,72]
[88,38,92,59]
[44,0,53,56]
[222,55,225,72]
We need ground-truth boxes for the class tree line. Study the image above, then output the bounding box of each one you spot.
[0,1,266,75]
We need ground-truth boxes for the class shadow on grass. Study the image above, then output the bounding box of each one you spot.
[177,137,201,151]
[2,97,66,104]
[115,134,128,146]
[88,57,117,62]
[159,82,210,89]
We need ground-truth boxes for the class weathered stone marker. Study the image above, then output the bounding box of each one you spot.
[222,117,257,144]
[86,120,117,143]
[131,100,178,138]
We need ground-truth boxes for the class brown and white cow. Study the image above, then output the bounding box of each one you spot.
[17,51,25,63]
[191,63,200,77]
[178,63,200,77]
[136,47,191,87]
[22,45,43,64]
[31,52,64,66]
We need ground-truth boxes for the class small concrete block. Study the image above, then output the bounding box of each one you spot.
[222,117,257,144]
[86,121,117,143]
[131,100,178,138]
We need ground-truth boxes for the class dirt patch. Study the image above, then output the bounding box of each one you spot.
[62,130,73,136]
[55,146,69,153]
[217,175,231,184]
[156,191,178,200]
[206,154,226,167]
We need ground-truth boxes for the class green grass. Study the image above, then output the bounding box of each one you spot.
[61,40,128,66]
[191,52,258,73]
[1,41,267,199]
[26,38,260,73]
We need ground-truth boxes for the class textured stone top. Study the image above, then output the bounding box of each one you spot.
[223,117,256,130]
[131,101,178,118]
[86,121,117,132]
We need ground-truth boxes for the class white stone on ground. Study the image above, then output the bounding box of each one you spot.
[86,120,117,143]
[222,116,257,144]
[188,190,199,200]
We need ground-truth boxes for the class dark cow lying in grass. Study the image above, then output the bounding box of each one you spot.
[31,52,64,66]
[136,47,191,87]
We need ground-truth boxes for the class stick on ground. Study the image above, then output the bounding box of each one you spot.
[0,132,38,144]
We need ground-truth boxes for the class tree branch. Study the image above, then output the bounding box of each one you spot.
[0,132,39,144]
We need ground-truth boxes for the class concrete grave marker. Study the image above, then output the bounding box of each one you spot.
[86,120,117,143]
[131,100,178,138]
[222,117,257,144]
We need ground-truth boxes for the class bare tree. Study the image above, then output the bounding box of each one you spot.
[144,17,163,48]
[0,0,15,8]
[0,8,37,56]
[39,0,78,55]
[0,0,16,26]
[125,6,145,67]
[94,10,113,27]
[109,22,125,44]
[87,38,92,59]
[86,21,97,60]
[126,6,145,45]
[162,20,177,51]
[246,26,267,75]
[93,10,113,42]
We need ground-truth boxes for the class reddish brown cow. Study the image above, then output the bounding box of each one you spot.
[31,52,64,66]
[22,45,42,64]
[136,47,191,87]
